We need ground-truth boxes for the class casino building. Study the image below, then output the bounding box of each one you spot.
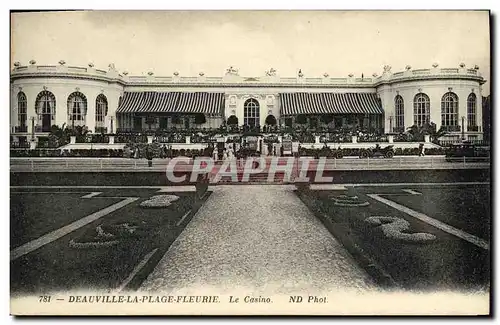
[10,61,486,144]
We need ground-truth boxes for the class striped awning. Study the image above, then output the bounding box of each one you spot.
[116,92,224,115]
[148,92,179,113]
[280,92,383,115]
[117,92,179,113]
[116,92,143,113]
[176,92,225,115]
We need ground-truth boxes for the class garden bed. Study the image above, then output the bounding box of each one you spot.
[11,189,211,294]
[295,186,490,291]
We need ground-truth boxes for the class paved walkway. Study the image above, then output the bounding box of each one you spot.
[140,185,375,295]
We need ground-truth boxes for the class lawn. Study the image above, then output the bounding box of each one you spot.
[10,188,210,295]
[296,184,490,292]
[10,192,121,248]
[382,186,490,240]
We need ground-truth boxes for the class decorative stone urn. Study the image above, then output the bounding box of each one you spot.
[108,135,115,144]
[388,135,394,143]
[424,134,430,143]
[70,136,76,144]
[147,135,154,144]
[351,135,358,144]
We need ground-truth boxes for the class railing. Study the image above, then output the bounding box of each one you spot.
[180,77,198,82]
[86,134,110,143]
[358,135,388,143]
[468,125,479,132]
[13,64,483,86]
[330,78,348,83]
[412,69,431,75]
[154,76,173,82]
[441,125,461,132]
[206,77,223,82]
[14,126,28,133]
[468,140,490,146]
[9,156,491,173]
[10,142,30,149]
[35,65,57,72]
[34,126,50,133]
[306,78,322,84]
[437,139,490,147]
[392,127,405,133]
[68,66,87,73]
[94,126,108,134]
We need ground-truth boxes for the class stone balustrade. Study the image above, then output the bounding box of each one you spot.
[11,63,484,87]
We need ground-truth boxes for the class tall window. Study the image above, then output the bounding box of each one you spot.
[441,92,459,128]
[17,92,27,129]
[395,95,404,131]
[95,94,108,132]
[467,93,477,128]
[413,93,430,126]
[244,98,260,127]
[35,90,56,132]
[67,92,87,126]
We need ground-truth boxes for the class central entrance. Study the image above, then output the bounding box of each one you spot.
[244,98,260,127]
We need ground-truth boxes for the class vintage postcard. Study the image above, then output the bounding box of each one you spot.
[9,10,491,316]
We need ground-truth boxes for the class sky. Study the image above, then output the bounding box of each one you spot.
[10,10,491,94]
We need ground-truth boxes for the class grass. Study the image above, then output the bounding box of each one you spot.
[296,184,491,292]
[385,186,490,240]
[10,189,210,295]
[10,193,121,248]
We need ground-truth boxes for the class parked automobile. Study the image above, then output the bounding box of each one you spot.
[359,144,395,159]
[445,142,490,162]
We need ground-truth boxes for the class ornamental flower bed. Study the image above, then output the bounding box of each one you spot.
[365,216,436,243]
[330,194,370,207]
[139,195,180,208]
[69,222,149,249]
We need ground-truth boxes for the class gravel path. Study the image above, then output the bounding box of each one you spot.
[140,185,375,295]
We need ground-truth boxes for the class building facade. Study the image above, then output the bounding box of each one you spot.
[10,61,486,143]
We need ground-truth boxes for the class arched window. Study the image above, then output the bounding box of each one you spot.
[395,95,404,131]
[467,93,477,129]
[244,98,260,127]
[95,94,108,132]
[35,90,56,132]
[441,92,459,129]
[67,92,87,126]
[413,93,430,126]
[17,92,27,130]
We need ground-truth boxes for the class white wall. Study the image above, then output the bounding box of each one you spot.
[11,72,484,139]
[10,77,124,134]
[377,78,483,133]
